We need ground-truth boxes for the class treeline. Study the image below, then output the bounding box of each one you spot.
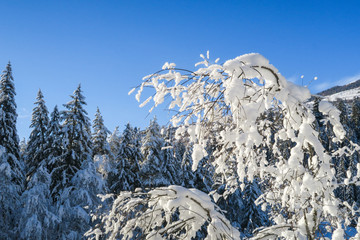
[0,63,219,239]
[2,62,360,239]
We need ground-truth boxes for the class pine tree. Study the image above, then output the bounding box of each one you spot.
[25,90,49,181]
[0,62,23,185]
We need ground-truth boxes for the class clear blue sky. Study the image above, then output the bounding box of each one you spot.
[0,0,359,139]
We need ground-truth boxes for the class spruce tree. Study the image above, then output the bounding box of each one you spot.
[351,98,360,140]
[92,107,110,156]
[0,62,23,185]
[44,106,64,197]
[140,117,171,188]
[25,89,49,181]
[0,146,22,239]
[240,179,269,236]
[108,123,142,193]
[18,165,59,240]
[57,84,93,193]
[56,157,105,239]
[92,107,112,181]
[0,62,19,158]
[108,126,121,158]
[162,126,181,185]
[55,85,104,238]
[180,146,196,188]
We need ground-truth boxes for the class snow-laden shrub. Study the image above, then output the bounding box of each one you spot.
[86,185,240,239]
[130,52,360,239]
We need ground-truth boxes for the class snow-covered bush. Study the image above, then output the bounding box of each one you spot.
[86,186,240,239]
[130,52,360,239]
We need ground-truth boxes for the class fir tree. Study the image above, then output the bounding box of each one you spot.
[25,90,49,181]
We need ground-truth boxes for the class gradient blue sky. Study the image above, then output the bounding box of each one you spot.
[0,0,359,139]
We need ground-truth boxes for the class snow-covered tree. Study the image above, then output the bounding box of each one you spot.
[18,165,59,240]
[107,126,121,158]
[351,98,360,140]
[140,117,172,188]
[180,145,196,188]
[0,146,22,239]
[53,85,92,196]
[43,106,64,197]
[0,62,23,185]
[86,186,240,240]
[25,89,49,181]
[54,86,104,238]
[92,107,112,180]
[162,126,181,185]
[92,107,110,156]
[56,158,105,239]
[131,52,359,239]
[240,179,269,236]
[19,138,27,159]
[108,123,142,193]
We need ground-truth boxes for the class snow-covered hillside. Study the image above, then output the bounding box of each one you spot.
[318,79,360,101]
[323,87,360,101]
